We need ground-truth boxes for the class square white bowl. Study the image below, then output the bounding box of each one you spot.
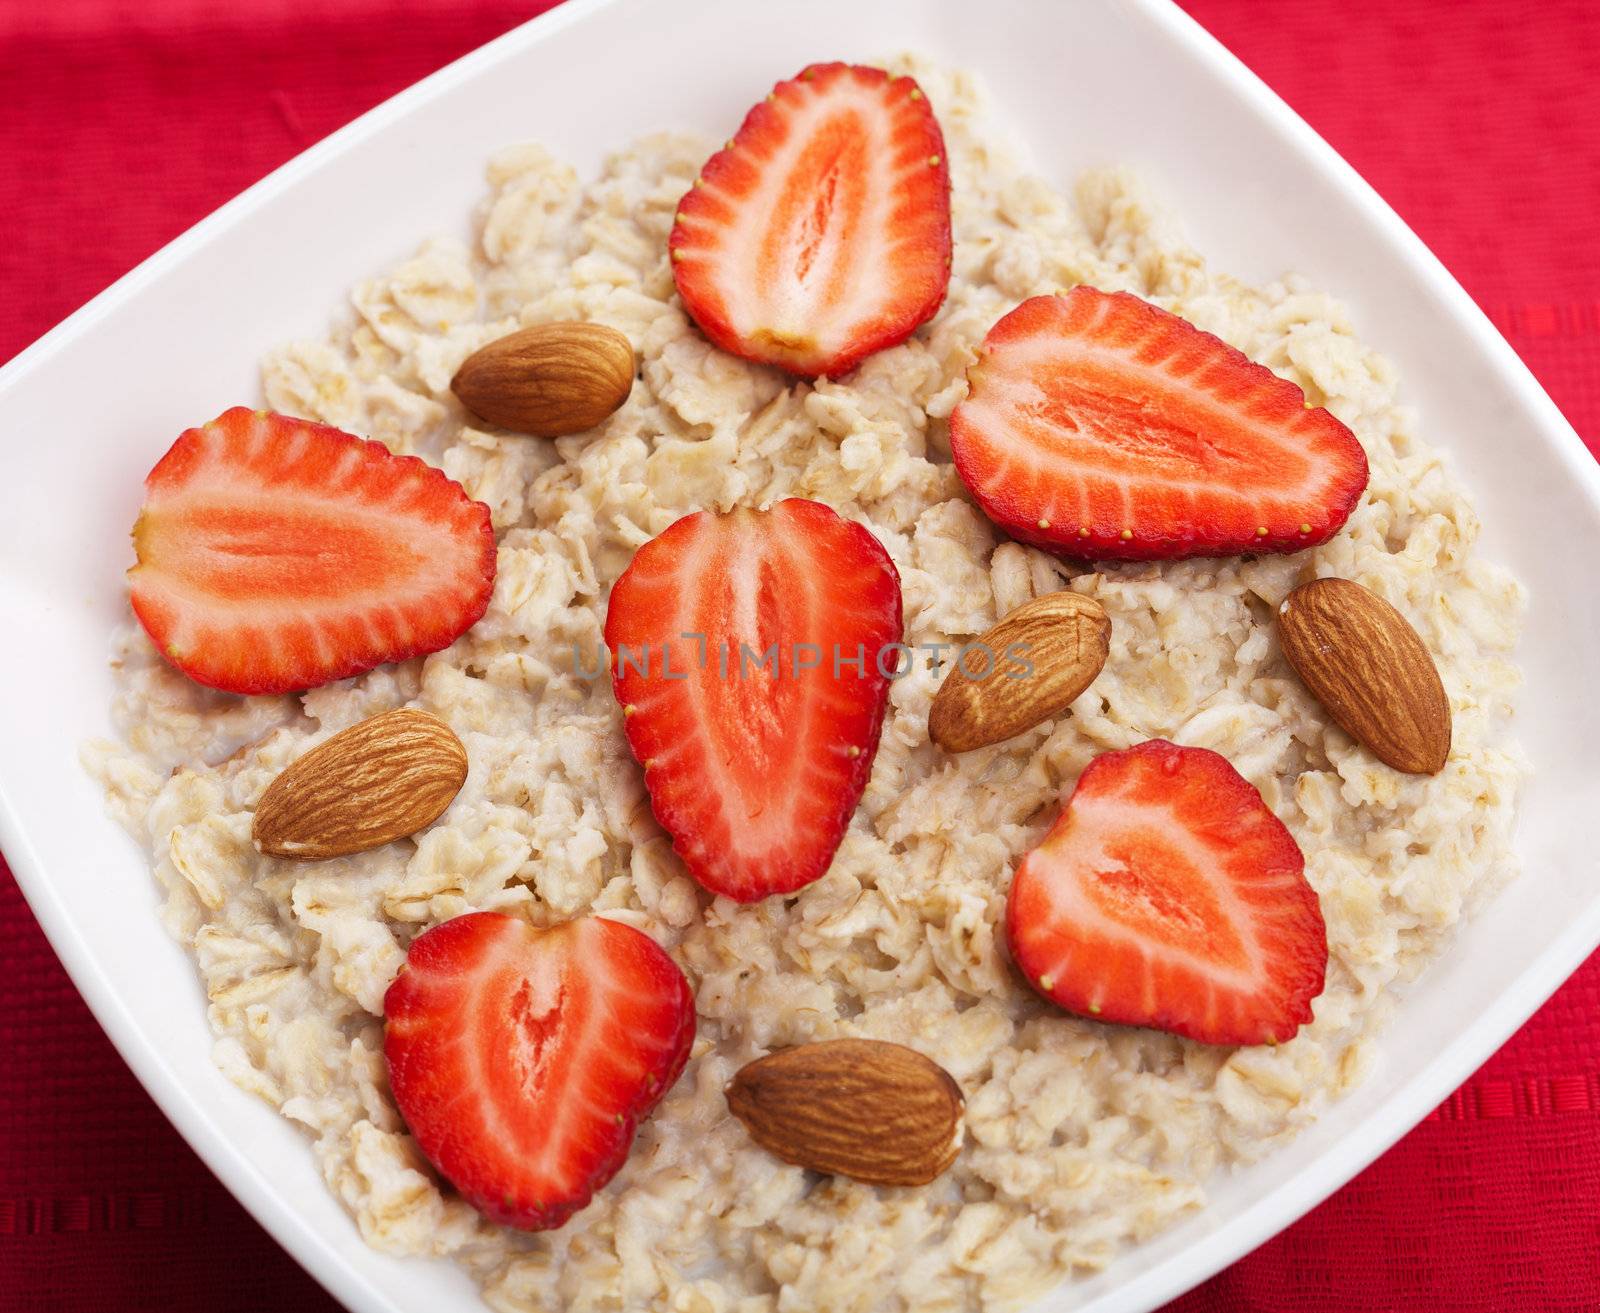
[2,1,1597,1310]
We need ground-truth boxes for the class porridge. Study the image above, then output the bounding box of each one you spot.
[87,55,1527,1313]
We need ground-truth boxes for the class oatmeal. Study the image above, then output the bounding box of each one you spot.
[87,56,1527,1313]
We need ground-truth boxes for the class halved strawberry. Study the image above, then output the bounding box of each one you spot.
[604,499,902,902]
[1006,740,1326,1046]
[384,912,695,1231]
[128,407,496,695]
[949,288,1369,560]
[669,62,951,378]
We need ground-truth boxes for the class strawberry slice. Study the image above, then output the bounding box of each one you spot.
[384,912,695,1231]
[128,407,496,695]
[669,62,952,378]
[604,499,902,902]
[1006,740,1326,1046]
[949,288,1369,560]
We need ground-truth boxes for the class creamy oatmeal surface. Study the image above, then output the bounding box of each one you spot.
[88,57,1527,1313]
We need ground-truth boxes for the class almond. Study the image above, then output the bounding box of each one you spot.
[252,709,469,860]
[451,322,635,437]
[726,1038,964,1187]
[1277,576,1451,775]
[928,591,1111,752]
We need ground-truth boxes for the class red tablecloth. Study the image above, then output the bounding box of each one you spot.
[2,2,1597,1309]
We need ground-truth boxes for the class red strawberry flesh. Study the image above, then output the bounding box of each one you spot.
[1006,739,1326,1046]
[670,62,951,378]
[949,288,1369,560]
[604,498,902,902]
[384,912,695,1231]
[128,407,495,695]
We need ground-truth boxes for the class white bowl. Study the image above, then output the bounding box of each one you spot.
[2,1,1597,1309]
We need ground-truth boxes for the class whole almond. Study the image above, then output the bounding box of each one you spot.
[451,322,635,437]
[1277,577,1451,775]
[253,709,469,860]
[726,1038,964,1187]
[929,591,1111,752]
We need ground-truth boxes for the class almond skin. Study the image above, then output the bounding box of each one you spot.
[726,1038,964,1187]
[253,709,469,860]
[929,591,1111,752]
[451,322,635,437]
[1277,577,1451,775]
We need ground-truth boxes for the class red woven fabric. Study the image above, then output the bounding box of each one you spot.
[1,1,1596,1309]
